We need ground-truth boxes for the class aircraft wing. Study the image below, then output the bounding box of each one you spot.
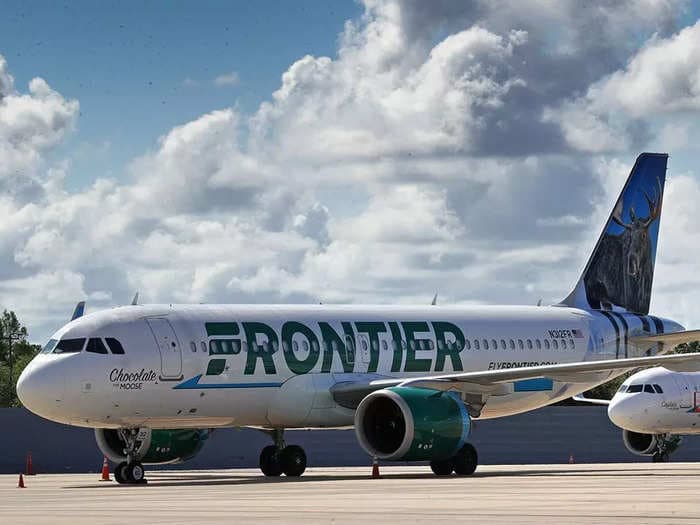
[629,329,700,348]
[331,352,700,409]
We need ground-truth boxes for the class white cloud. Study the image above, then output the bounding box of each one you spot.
[2,1,700,343]
[213,71,239,87]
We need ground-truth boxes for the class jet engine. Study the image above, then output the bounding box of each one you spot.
[622,429,658,456]
[354,386,470,461]
[95,428,210,465]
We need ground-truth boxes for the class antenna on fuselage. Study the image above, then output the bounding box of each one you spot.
[431,292,438,306]
[70,301,86,321]
[131,292,139,305]
[537,298,543,306]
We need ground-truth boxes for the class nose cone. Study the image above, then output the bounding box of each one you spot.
[608,394,648,433]
[17,357,66,422]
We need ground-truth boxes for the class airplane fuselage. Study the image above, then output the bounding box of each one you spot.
[20,303,681,430]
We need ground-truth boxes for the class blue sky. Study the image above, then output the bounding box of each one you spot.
[0,0,361,190]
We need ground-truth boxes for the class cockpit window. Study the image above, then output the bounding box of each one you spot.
[618,384,628,393]
[41,339,58,354]
[653,384,664,394]
[627,384,643,393]
[86,338,109,354]
[644,384,655,394]
[53,338,86,354]
[105,338,125,354]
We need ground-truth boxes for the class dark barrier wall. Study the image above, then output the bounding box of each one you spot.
[1,407,699,473]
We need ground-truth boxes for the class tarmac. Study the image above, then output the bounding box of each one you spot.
[2,463,700,524]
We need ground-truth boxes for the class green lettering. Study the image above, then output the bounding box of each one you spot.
[432,321,464,372]
[401,321,432,372]
[205,322,239,336]
[388,322,404,372]
[319,322,355,373]
[243,322,277,375]
[281,321,320,375]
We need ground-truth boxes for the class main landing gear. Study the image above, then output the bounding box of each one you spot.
[429,443,478,476]
[114,428,147,485]
[259,429,307,477]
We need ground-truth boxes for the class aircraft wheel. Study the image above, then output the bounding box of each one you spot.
[430,458,454,476]
[259,445,283,476]
[125,462,147,484]
[280,445,307,477]
[114,461,128,484]
[453,443,478,476]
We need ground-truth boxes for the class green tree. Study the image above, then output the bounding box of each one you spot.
[0,309,41,407]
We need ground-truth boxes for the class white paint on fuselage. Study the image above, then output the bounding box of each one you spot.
[17,303,681,430]
[608,367,700,434]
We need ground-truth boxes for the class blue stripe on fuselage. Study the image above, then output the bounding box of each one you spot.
[173,374,282,390]
[513,378,554,392]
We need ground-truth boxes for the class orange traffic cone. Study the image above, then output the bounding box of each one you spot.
[26,452,34,475]
[18,473,25,488]
[371,457,380,478]
[568,454,575,464]
[99,456,111,481]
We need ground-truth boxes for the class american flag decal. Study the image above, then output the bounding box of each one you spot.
[572,329,584,338]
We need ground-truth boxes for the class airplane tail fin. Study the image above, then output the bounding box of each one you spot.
[561,152,668,315]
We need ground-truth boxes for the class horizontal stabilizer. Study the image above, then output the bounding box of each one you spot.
[630,329,700,348]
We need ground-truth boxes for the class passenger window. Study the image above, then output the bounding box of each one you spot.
[535,339,541,350]
[381,340,388,351]
[242,341,249,352]
[569,339,574,349]
[552,339,558,350]
[491,339,497,350]
[232,340,241,354]
[293,341,299,352]
[561,339,566,350]
[474,339,480,350]
[653,384,663,394]
[518,339,524,350]
[526,339,533,350]
[206,359,226,376]
[200,341,207,353]
[86,338,108,354]
[190,341,197,353]
[644,384,655,394]
[361,339,368,351]
[627,384,643,393]
[302,341,309,352]
[509,339,515,350]
[544,339,550,350]
[427,340,434,350]
[465,339,471,350]
[501,339,506,350]
[54,338,86,354]
[312,341,320,353]
[482,339,488,350]
[105,338,125,354]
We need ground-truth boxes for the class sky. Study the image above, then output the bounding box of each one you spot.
[2,0,700,343]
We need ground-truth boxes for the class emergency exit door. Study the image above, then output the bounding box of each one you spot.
[146,318,183,380]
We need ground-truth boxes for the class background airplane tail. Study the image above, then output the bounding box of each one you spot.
[562,152,668,315]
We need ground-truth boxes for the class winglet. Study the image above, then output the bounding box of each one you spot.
[70,301,86,321]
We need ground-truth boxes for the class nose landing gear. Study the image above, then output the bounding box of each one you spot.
[114,429,148,485]
[259,429,307,477]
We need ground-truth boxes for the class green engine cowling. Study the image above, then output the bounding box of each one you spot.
[95,428,210,465]
[354,387,470,461]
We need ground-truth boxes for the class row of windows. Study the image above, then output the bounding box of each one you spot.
[43,337,125,355]
[619,383,664,394]
[201,335,577,356]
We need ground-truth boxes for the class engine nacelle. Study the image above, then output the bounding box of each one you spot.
[95,428,210,465]
[622,429,658,456]
[354,387,470,461]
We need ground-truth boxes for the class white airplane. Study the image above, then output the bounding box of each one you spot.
[16,152,700,484]
[578,366,700,462]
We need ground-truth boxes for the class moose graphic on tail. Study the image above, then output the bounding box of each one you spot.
[584,177,663,315]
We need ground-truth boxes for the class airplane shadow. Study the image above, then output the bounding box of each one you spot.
[64,465,700,489]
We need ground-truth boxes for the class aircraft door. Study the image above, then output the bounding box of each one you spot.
[357,334,371,367]
[146,318,183,380]
[672,375,693,409]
